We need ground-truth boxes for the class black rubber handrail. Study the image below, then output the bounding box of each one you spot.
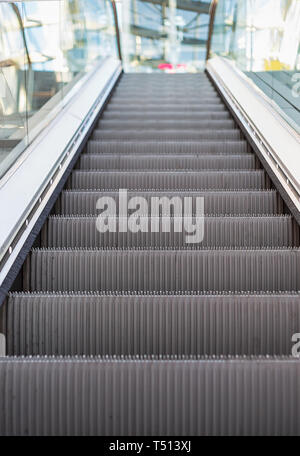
[10,2,32,66]
[111,0,123,62]
[206,0,218,61]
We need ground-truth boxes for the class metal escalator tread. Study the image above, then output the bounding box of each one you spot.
[103,111,231,120]
[43,215,298,248]
[78,153,256,170]
[87,140,249,154]
[0,357,300,436]
[4,293,300,356]
[57,189,283,215]
[112,91,219,97]
[116,85,216,91]
[29,247,300,293]
[93,129,242,141]
[68,170,267,190]
[111,89,219,95]
[105,104,228,112]
[108,98,224,105]
[98,119,236,130]
[2,72,300,436]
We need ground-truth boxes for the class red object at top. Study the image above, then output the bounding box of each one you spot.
[158,63,187,70]
[158,63,174,70]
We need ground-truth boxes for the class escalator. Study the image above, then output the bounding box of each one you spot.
[1,72,300,435]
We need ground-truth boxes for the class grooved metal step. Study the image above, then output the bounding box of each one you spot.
[111,88,218,94]
[93,129,242,141]
[4,293,300,357]
[0,357,299,436]
[56,190,283,216]
[116,88,217,93]
[98,119,236,130]
[68,170,267,190]
[108,97,223,105]
[87,140,248,155]
[102,111,231,120]
[105,104,228,112]
[28,248,300,293]
[44,215,298,248]
[112,90,218,97]
[78,154,256,170]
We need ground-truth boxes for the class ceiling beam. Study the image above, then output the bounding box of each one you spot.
[137,0,211,14]
[130,24,207,46]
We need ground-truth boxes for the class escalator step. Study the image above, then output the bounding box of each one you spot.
[109,97,222,105]
[108,100,224,108]
[97,119,236,130]
[118,78,213,82]
[117,78,215,83]
[86,140,248,155]
[105,104,228,112]
[102,111,231,120]
[4,293,300,357]
[118,80,214,84]
[112,90,218,97]
[78,154,256,170]
[120,76,210,80]
[0,357,299,436]
[112,86,217,91]
[57,190,283,216]
[120,73,209,78]
[68,170,267,190]
[28,248,300,293]
[44,215,298,248]
[116,87,216,93]
[93,129,242,141]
